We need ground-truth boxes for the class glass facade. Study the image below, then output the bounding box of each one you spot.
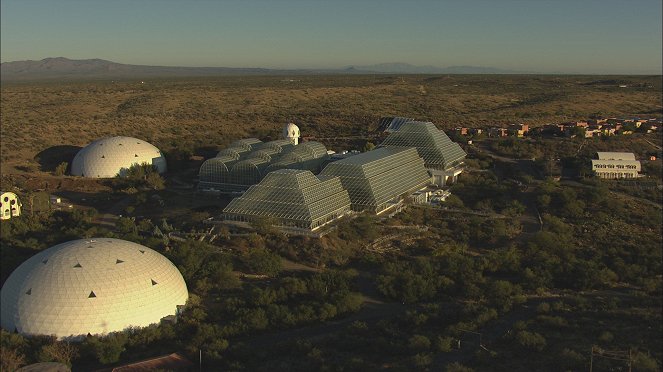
[222,169,351,230]
[199,140,329,192]
[380,121,467,171]
[319,147,431,213]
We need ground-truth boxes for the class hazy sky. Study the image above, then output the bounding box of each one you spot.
[1,0,661,74]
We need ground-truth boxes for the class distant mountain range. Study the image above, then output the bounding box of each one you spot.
[0,57,276,80]
[0,57,523,81]
[344,62,520,74]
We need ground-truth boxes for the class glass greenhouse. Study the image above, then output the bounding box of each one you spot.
[380,121,467,171]
[377,116,416,133]
[319,147,431,213]
[222,169,351,230]
[199,140,329,192]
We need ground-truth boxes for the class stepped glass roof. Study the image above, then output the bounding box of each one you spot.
[222,169,351,230]
[380,121,466,171]
[319,147,431,213]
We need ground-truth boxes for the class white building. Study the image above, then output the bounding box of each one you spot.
[283,123,300,145]
[591,152,641,179]
[1,238,188,338]
[71,136,167,178]
[1,191,22,220]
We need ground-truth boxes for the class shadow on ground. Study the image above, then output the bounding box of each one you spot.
[34,145,82,172]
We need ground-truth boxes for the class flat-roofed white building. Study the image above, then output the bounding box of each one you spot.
[591,152,641,179]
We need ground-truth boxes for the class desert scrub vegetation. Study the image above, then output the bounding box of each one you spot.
[2,74,661,175]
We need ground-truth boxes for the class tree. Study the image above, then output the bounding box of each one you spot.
[1,348,26,371]
[38,341,79,367]
[116,217,137,234]
[632,351,659,371]
[447,362,474,372]
[515,330,546,351]
[244,247,282,276]
[54,162,68,176]
[145,172,165,190]
[84,333,127,364]
[363,142,376,152]
[571,126,586,138]
[436,336,454,352]
[408,335,431,351]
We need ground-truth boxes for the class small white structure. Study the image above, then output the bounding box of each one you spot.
[283,123,300,145]
[592,152,641,179]
[1,238,188,338]
[71,136,167,178]
[1,191,22,220]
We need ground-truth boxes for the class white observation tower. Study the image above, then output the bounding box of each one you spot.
[283,123,300,145]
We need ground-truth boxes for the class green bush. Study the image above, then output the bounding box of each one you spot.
[54,162,68,176]
[515,330,546,351]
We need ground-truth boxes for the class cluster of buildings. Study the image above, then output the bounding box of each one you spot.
[216,121,467,234]
[454,117,661,139]
[536,117,661,138]
[2,139,180,339]
[0,118,466,341]
[2,114,655,342]
[455,124,530,138]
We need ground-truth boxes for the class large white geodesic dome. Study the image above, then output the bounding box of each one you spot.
[71,136,167,178]
[0,238,188,338]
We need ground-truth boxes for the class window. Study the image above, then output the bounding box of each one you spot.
[88,291,96,298]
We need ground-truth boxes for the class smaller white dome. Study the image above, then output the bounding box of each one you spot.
[71,136,167,178]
